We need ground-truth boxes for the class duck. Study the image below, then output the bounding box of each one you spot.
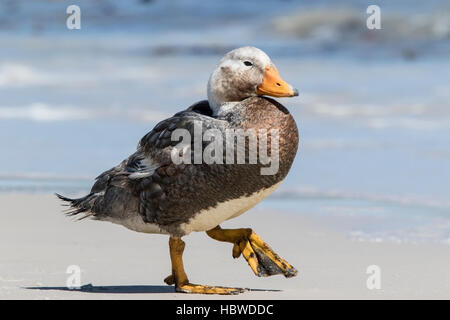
[57,46,299,295]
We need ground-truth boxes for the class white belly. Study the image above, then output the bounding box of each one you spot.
[179,181,282,235]
[103,214,169,235]
[100,182,281,236]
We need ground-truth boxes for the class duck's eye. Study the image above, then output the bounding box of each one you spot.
[243,61,253,67]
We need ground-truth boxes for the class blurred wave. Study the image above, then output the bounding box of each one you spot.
[0,103,91,121]
[297,93,450,130]
[274,186,450,211]
[0,0,448,59]
[273,7,450,40]
[0,64,42,87]
[0,102,170,122]
[0,62,160,88]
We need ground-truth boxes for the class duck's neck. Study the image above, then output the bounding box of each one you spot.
[209,101,240,117]
[207,72,242,116]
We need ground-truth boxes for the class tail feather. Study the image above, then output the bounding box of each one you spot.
[56,193,98,220]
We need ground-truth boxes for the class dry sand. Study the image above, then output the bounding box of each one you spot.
[0,194,449,299]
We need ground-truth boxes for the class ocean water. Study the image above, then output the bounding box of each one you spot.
[0,0,449,244]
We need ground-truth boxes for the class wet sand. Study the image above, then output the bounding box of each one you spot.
[0,194,449,299]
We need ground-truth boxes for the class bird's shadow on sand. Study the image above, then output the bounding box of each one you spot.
[25,283,281,294]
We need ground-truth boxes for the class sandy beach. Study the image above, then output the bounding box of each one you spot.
[1,193,449,300]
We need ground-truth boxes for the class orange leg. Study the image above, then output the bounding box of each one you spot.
[206,226,298,278]
[164,236,246,295]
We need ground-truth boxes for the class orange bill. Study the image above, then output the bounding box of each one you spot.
[256,65,298,97]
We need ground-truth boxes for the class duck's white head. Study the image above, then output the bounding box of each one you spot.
[207,46,298,114]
